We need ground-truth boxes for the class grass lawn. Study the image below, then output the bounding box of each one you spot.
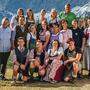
[1,70,90,90]
[0,52,90,90]
[1,67,90,90]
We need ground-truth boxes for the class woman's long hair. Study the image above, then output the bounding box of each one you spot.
[26,8,35,21]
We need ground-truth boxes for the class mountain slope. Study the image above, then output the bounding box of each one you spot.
[0,0,90,22]
[0,0,89,13]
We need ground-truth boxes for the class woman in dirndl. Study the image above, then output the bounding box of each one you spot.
[84,18,90,77]
[43,40,64,83]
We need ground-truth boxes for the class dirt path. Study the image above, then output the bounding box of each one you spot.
[0,69,90,90]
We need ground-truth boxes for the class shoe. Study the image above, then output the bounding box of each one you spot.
[0,74,3,80]
[50,79,58,84]
[88,75,90,79]
[2,76,7,80]
[11,80,16,84]
[88,71,90,77]
[0,75,7,80]
[77,74,83,80]
[0,77,2,80]
[68,79,75,84]
[69,77,75,84]
[87,72,90,79]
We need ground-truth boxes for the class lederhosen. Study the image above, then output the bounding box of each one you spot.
[64,48,78,79]
[15,48,28,76]
[34,49,45,66]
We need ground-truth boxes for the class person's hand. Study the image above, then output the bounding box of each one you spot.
[81,48,84,53]
[14,61,19,66]
[10,45,15,50]
[14,64,19,71]
[64,60,69,65]
[20,64,25,70]
[10,43,15,50]
[35,57,39,60]
[45,58,50,65]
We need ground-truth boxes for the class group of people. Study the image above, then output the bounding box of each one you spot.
[0,3,90,84]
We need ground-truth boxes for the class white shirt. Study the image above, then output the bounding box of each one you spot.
[84,27,90,46]
[48,47,64,57]
[0,26,11,52]
[27,33,36,41]
[59,29,72,50]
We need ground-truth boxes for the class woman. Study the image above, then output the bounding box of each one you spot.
[64,38,82,82]
[50,23,60,44]
[40,9,47,23]
[59,19,72,50]
[84,18,90,78]
[39,20,50,51]
[37,9,47,32]
[27,24,37,50]
[43,40,64,83]
[26,9,35,30]
[78,18,86,30]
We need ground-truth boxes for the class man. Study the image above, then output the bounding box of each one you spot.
[64,38,82,82]
[71,19,85,79]
[72,19,85,51]
[29,40,45,81]
[12,37,29,82]
[0,17,12,80]
[12,15,27,48]
[59,4,76,28]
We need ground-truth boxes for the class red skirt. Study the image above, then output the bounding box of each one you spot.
[54,65,64,81]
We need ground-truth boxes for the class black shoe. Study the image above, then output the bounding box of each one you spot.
[0,76,7,80]
[88,74,90,79]
[3,77,7,80]
[88,73,90,76]
[67,77,75,84]
[77,74,83,80]
[68,79,74,84]
[0,74,3,80]
[87,71,90,79]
